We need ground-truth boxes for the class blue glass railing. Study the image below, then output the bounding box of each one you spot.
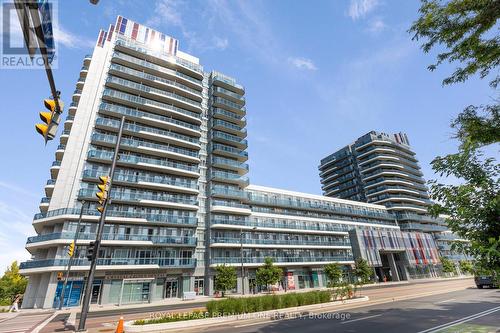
[211,107,246,123]
[77,189,197,206]
[111,50,203,86]
[27,232,196,245]
[211,186,247,199]
[211,255,353,265]
[211,171,249,184]
[33,208,197,225]
[99,102,200,132]
[213,97,246,113]
[211,156,249,170]
[20,257,196,269]
[40,197,50,203]
[211,143,248,158]
[102,89,201,120]
[211,200,250,209]
[213,86,245,102]
[211,218,349,233]
[87,149,198,173]
[211,237,350,247]
[212,131,248,146]
[52,161,61,167]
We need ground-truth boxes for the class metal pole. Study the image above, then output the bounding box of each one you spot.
[58,201,88,310]
[240,228,244,295]
[28,2,62,113]
[77,116,125,331]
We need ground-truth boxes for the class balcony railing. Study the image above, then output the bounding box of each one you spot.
[78,189,197,206]
[211,107,246,123]
[212,131,248,146]
[211,200,250,210]
[210,218,350,233]
[33,208,197,226]
[211,186,247,199]
[99,102,200,132]
[111,50,202,86]
[87,149,198,173]
[211,237,350,247]
[211,255,353,265]
[102,89,201,121]
[213,86,245,102]
[211,171,249,185]
[211,156,249,171]
[27,232,196,246]
[95,117,199,144]
[20,257,196,270]
[211,143,248,159]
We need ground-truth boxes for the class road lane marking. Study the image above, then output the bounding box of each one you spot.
[435,298,456,304]
[416,305,500,333]
[340,314,382,324]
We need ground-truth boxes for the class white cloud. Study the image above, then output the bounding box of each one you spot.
[149,0,184,28]
[288,57,318,71]
[367,18,386,33]
[348,0,379,20]
[213,36,229,50]
[53,25,95,49]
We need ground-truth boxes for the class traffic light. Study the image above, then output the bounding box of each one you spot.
[96,175,109,214]
[57,272,63,280]
[86,241,96,261]
[35,99,63,143]
[67,241,75,257]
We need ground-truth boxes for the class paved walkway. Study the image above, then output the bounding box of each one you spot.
[0,312,54,333]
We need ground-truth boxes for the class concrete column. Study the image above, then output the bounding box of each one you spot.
[387,253,400,282]
[42,273,58,309]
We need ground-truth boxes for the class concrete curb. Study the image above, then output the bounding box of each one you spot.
[124,296,369,332]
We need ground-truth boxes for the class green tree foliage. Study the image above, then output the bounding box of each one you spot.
[255,257,283,292]
[214,265,237,297]
[324,263,343,288]
[459,260,474,274]
[353,259,372,286]
[440,257,456,274]
[0,261,27,306]
[409,0,500,88]
[410,0,500,273]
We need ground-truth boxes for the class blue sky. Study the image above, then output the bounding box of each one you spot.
[0,0,494,269]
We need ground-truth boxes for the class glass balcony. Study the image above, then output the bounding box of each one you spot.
[211,186,247,199]
[99,102,200,132]
[211,143,248,160]
[52,161,61,167]
[20,257,196,270]
[109,63,201,97]
[211,255,353,265]
[46,179,56,185]
[33,207,198,226]
[211,200,250,210]
[211,237,350,247]
[210,218,349,233]
[111,49,203,85]
[211,107,246,124]
[211,119,246,136]
[77,188,197,206]
[102,89,201,122]
[91,133,199,159]
[399,222,447,232]
[106,76,202,110]
[211,156,249,171]
[27,232,196,246]
[211,71,244,91]
[210,171,249,186]
[56,144,66,150]
[82,169,198,190]
[212,130,248,148]
[212,97,246,114]
[95,117,199,145]
[86,149,198,173]
[213,86,245,103]
[40,197,51,203]
[69,102,78,109]
[115,38,203,74]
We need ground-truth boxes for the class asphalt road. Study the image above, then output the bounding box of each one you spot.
[188,287,499,333]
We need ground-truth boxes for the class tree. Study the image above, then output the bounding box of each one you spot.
[410,0,500,274]
[353,259,372,286]
[459,260,474,274]
[214,265,237,297]
[0,261,28,306]
[440,257,456,275]
[255,257,282,293]
[324,263,343,288]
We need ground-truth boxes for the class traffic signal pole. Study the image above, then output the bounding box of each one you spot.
[58,201,88,310]
[77,116,125,331]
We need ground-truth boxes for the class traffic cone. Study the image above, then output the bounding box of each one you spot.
[115,316,124,333]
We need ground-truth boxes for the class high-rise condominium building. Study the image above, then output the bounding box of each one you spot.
[318,131,466,259]
[20,18,441,309]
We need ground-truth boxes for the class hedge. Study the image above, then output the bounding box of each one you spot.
[206,290,331,316]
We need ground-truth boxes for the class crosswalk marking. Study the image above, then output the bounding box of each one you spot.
[0,314,52,333]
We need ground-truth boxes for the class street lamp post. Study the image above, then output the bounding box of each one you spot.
[58,201,88,310]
